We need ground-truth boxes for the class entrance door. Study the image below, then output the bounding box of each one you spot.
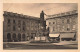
[7,33,11,42]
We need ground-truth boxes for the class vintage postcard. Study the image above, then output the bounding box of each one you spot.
[0,0,80,52]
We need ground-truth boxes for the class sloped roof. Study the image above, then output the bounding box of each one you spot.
[3,11,40,20]
[46,10,78,20]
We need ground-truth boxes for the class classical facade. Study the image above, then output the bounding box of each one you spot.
[3,11,46,42]
[46,10,78,41]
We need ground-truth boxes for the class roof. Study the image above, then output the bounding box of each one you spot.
[3,11,40,21]
[46,10,78,20]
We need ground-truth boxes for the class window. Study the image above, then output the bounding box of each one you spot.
[18,20,21,31]
[23,26,25,31]
[18,26,21,31]
[7,24,11,31]
[23,21,25,25]
[7,33,11,42]
[13,26,16,31]
[8,19,10,23]
[67,19,70,24]
[13,20,15,24]
[12,33,16,42]
[8,24,10,27]
[18,33,21,41]
[53,22,55,24]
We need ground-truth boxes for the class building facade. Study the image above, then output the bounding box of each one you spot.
[3,11,46,42]
[46,10,78,41]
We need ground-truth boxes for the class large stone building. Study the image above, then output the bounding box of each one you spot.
[3,11,46,42]
[46,10,78,41]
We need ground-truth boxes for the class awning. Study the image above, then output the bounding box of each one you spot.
[49,34,60,37]
[60,33,76,38]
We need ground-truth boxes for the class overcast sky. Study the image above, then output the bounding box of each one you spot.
[3,3,78,18]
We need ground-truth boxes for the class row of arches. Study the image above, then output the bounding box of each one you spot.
[7,33,25,42]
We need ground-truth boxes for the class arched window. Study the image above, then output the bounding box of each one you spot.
[18,33,21,41]
[7,33,11,42]
[12,33,16,42]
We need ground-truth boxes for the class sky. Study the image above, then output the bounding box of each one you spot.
[3,3,78,18]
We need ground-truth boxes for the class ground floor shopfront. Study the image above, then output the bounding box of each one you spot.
[48,32,78,42]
